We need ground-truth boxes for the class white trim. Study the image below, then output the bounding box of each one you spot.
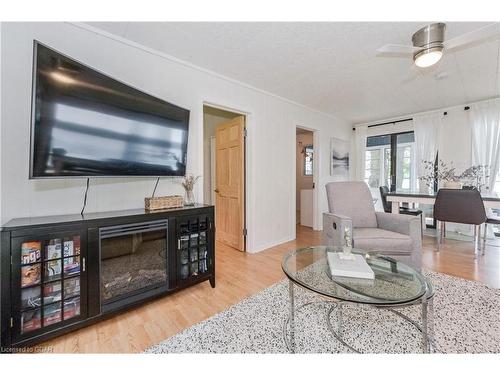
[67,22,345,122]
[247,235,295,254]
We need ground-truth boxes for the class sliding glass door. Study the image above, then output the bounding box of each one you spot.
[365,131,416,192]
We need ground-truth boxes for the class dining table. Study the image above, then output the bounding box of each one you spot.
[386,190,500,214]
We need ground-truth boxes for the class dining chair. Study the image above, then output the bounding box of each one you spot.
[483,213,500,254]
[379,186,424,235]
[433,189,486,258]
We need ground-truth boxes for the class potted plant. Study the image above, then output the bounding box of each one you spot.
[419,160,491,191]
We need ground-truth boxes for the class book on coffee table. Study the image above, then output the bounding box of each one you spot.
[327,252,375,280]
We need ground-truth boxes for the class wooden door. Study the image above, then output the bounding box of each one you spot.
[215,116,245,251]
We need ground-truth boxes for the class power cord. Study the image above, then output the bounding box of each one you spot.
[152,177,160,197]
[81,178,90,216]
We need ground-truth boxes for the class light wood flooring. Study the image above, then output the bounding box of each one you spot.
[39,225,499,353]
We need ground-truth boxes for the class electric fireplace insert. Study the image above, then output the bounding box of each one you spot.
[99,220,169,310]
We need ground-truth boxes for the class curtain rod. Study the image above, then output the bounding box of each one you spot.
[353,106,471,131]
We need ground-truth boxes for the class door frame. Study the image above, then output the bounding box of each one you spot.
[202,101,249,252]
[295,125,320,232]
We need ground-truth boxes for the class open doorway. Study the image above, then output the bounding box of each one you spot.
[203,105,246,252]
[296,127,314,228]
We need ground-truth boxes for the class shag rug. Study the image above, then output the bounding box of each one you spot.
[145,271,500,353]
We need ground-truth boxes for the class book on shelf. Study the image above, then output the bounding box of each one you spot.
[327,252,375,280]
[21,242,41,264]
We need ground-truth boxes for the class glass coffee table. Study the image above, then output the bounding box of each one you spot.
[281,246,434,353]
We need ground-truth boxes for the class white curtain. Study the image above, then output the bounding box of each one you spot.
[413,112,442,189]
[471,98,500,193]
[354,125,368,181]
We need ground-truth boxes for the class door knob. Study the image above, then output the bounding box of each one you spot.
[214,189,220,193]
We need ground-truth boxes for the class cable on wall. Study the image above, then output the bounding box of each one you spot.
[152,177,160,197]
[81,178,90,216]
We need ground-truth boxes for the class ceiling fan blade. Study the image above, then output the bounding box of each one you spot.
[376,44,420,55]
[444,23,500,50]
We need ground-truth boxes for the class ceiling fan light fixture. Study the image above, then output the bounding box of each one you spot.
[414,47,443,68]
[412,23,446,68]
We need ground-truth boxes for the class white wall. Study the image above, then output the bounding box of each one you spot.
[0,22,351,253]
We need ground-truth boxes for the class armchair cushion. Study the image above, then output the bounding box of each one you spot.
[375,211,419,236]
[352,228,412,254]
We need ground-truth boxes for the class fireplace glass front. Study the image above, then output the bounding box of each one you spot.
[99,220,168,305]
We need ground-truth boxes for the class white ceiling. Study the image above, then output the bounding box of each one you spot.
[86,22,500,124]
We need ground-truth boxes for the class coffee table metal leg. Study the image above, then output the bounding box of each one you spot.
[428,297,435,352]
[421,296,429,353]
[337,303,343,338]
[289,280,295,353]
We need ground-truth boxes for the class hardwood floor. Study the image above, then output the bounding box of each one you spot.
[39,225,499,353]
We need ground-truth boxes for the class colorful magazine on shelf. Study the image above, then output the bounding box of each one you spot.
[22,309,41,333]
[42,304,62,326]
[45,260,62,278]
[21,264,41,287]
[21,242,41,264]
[63,240,74,257]
[63,257,80,274]
[74,236,81,255]
[46,239,62,259]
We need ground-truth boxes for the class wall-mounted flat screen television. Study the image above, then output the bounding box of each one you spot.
[30,41,190,178]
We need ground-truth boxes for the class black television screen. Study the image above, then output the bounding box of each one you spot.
[30,42,190,178]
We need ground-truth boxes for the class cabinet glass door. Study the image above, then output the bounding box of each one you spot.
[14,231,85,339]
[177,216,211,283]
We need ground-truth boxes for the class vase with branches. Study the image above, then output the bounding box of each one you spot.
[180,174,201,206]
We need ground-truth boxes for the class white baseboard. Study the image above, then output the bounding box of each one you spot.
[247,235,295,254]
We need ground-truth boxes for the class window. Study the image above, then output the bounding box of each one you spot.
[364,149,381,188]
[495,169,500,195]
[304,145,313,176]
[365,131,416,192]
[397,145,412,190]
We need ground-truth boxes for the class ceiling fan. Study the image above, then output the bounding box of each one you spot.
[377,22,500,68]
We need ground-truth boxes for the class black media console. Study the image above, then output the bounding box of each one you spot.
[0,204,215,348]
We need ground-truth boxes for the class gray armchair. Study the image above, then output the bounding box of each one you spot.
[323,181,422,269]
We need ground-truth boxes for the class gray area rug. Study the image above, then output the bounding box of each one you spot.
[146,271,500,353]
